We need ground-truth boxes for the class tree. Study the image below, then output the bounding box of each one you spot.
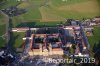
[72,44,76,49]
[0,0,6,4]
[92,43,97,52]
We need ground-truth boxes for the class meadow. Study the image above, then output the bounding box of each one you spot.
[9,0,100,27]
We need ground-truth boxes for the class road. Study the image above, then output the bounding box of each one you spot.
[78,21,91,57]
[79,21,90,48]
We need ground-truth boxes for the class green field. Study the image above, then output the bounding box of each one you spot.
[0,25,6,47]
[0,0,100,27]
[0,0,99,27]
[11,32,25,48]
[9,0,100,27]
[88,26,100,57]
[8,32,25,52]
[0,13,6,48]
[88,26,100,51]
[0,0,21,9]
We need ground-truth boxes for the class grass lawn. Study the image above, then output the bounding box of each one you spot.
[0,13,6,48]
[0,25,6,48]
[0,14,6,25]
[0,25,6,36]
[88,26,100,50]
[12,32,25,48]
[0,38,6,47]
